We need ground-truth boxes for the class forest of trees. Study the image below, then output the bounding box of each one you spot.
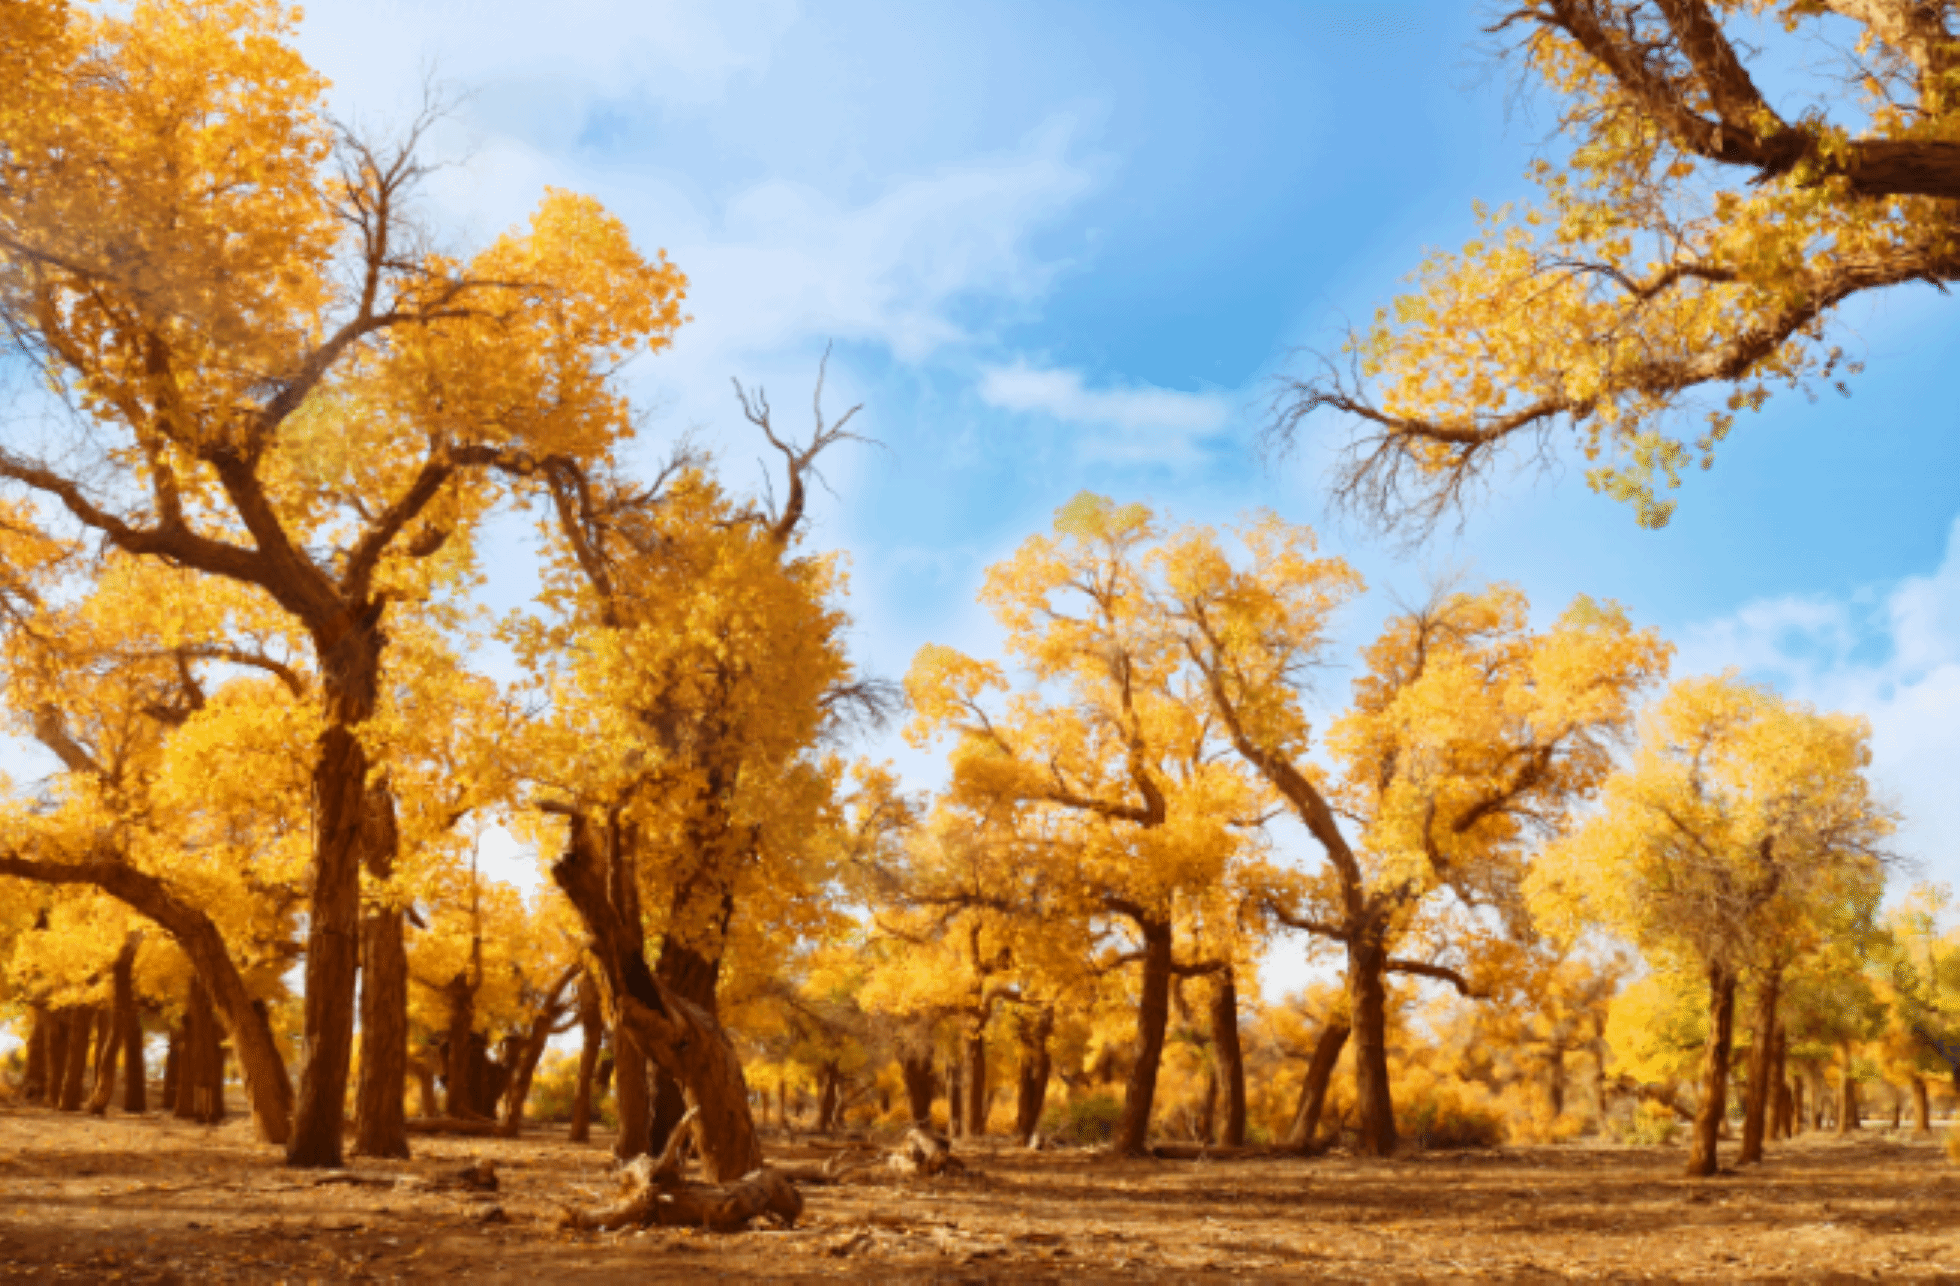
[2,0,1959,1244]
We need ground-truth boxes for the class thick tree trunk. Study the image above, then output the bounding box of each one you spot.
[1739,971,1781,1164]
[902,1050,936,1127]
[1013,1010,1053,1143]
[87,944,138,1115]
[1210,971,1246,1147]
[963,1024,988,1137]
[551,811,762,1181]
[23,1006,49,1102]
[816,1065,840,1133]
[43,1010,72,1107]
[59,1006,96,1111]
[177,979,226,1123]
[1913,1076,1932,1135]
[442,977,480,1119]
[120,1000,145,1114]
[649,934,725,1156]
[1348,938,1397,1157]
[569,976,603,1144]
[1686,964,1736,1177]
[1284,1019,1350,1151]
[0,856,293,1142]
[288,710,373,1167]
[354,783,410,1159]
[1113,918,1174,1156]
[1836,1041,1860,1135]
[613,1019,652,1159]
[83,1006,118,1114]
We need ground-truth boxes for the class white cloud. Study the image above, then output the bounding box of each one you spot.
[1676,515,1960,884]
[977,361,1232,466]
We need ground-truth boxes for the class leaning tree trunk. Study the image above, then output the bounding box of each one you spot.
[59,1006,96,1111]
[1285,1018,1350,1151]
[646,882,733,1157]
[1739,970,1781,1164]
[901,1049,936,1127]
[1348,937,1398,1157]
[550,811,763,1181]
[354,782,410,1158]
[0,855,293,1142]
[499,965,579,1138]
[1686,963,1737,1177]
[1014,1010,1054,1143]
[23,1007,49,1103]
[962,1023,988,1138]
[1113,918,1175,1157]
[1836,1041,1861,1135]
[1210,971,1246,1147]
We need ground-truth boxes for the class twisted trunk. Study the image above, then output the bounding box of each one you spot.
[1686,962,1736,1177]
[499,965,579,1138]
[1113,917,1174,1156]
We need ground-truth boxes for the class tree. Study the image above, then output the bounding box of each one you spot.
[0,0,685,1165]
[1162,508,1668,1155]
[1529,674,1894,1174]
[1274,1,1960,532]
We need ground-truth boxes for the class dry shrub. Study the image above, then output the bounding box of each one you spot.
[1606,1098,1680,1146]
[1040,1092,1123,1146]
[1395,1068,1504,1150]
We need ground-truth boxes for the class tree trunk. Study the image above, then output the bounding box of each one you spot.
[1285,1019,1350,1151]
[1013,1010,1053,1143]
[569,975,603,1143]
[0,855,294,1143]
[288,708,375,1167]
[162,1029,181,1111]
[1547,1045,1567,1118]
[87,943,139,1115]
[412,1058,440,1119]
[1348,938,1397,1157]
[499,965,578,1138]
[1113,918,1174,1156]
[902,1050,936,1127]
[120,999,145,1114]
[83,1006,117,1115]
[550,811,762,1182]
[353,782,409,1159]
[23,1007,50,1103]
[1739,970,1781,1164]
[1210,971,1246,1147]
[816,1065,840,1133]
[443,977,480,1119]
[1686,963,1736,1177]
[1836,1041,1860,1135]
[649,932,726,1156]
[177,979,226,1123]
[947,1057,964,1139]
[963,1023,988,1138]
[1912,1077,1931,1134]
[59,1006,95,1111]
[613,1019,652,1159]
[44,1010,73,1107]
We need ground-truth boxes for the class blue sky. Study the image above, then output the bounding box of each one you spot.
[9,1,1959,990]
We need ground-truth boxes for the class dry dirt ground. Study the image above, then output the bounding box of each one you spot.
[0,1105,1956,1282]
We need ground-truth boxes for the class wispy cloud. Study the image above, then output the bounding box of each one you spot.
[978,361,1232,466]
[1676,516,1960,881]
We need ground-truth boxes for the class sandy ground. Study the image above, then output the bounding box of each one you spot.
[0,1104,1955,1281]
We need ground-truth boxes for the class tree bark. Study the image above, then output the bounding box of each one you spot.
[287,710,373,1167]
[177,979,226,1123]
[442,976,480,1120]
[1348,938,1397,1157]
[83,1006,118,1114]
[901,1049,936,1128]
[649,929,726,1155]
[569,975,603,1143]
[1210,971,1246,1147]
[1113,918,1174,1156]
[1912,1076,1931,1135]
[86,943,139,1115]
[947,1056,964,1138]
[1013,1010,1053,1143]
[815,1065,840,1133]
[1686,963,1736,1177]
[612,1019,652,1159]
[0,855,293,1143]
[59,1006,95,1111]
[23,1006,50,1103]
[1836,1041,1860,1135]
[1738,970,1781,1164]
[353,782,410,1159]
[120,999,146,1114]
[499,965,578,1138]
[1284,1019,1350,1151]
[963,1024,988,1138]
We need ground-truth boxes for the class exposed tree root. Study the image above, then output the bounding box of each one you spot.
[557,1109,803,1233]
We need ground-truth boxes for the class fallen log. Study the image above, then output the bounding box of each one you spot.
[887,1127,964,1178]
[558,1108,803,1233]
